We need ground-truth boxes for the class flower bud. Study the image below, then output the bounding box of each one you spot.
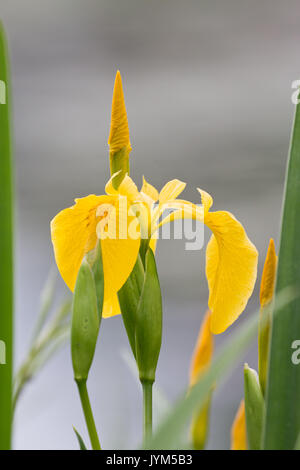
[135,248,162,383]
[244,364,264,450]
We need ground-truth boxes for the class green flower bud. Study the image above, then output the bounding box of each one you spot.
[135,248,162,384]
[71,257,101,381]
[244,364,265,450]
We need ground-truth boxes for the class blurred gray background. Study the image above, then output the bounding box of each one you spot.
[1,0,298,449]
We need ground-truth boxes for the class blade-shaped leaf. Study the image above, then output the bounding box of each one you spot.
[263,99,300,449]
[0,22,13,450]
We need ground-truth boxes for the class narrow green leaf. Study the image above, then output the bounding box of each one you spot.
[118,255,144,357]
[135,248,162,383]
[71,259,100,381]
[146,289,293,449]
[0,22,13,450]
[86,241,104,321]
[263,100,300,449]
[73,426,87,450]
[244,364,264,450]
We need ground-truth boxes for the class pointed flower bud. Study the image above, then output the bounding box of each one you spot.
[231,400,247,450]
[258,239,277,394]
[243,364,264,450]
[108,71,131,188]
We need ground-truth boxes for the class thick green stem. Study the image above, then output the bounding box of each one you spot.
[142,380,153,444]
[76,379,101,450]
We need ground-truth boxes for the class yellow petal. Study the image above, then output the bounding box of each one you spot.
[197,188,213,212]
[155,199,203,232]
[51,194,109,291]
[51,194,140,311]
[205,209,258,334]
[189,311,214,386]
[141,176,159,202]
[108,70,131,154]
[159,179,186,204]
[231,400,247,450]
[260,238,277,308]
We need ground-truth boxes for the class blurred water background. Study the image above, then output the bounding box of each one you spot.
[1,0,298,449]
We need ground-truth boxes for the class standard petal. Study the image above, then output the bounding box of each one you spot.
[205,210,258,334]
[159,179,186,204]
[141,176,159,202]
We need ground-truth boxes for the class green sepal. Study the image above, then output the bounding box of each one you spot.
[73,426,87,450]
[135,248,162,383]
[71,258,100,381]
[118,254,145,357]
[244,364,265,450]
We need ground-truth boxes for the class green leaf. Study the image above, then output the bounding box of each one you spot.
[73,426,87,450]
[118,255,145,357]
[71,259,100,381]
[86,241,104,321]
[146,289,293,449]
[0,22,13,450]
[244,364,264,450]
[263,100,300,449]
[135,248,162,383]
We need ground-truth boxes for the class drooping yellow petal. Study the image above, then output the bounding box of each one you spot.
[260,238,277,308]
[189,311,214,386]
[108,70,131,154]
[159,179,186,204]
[205,215,258,334]
[51,194,140,313]
[140,176,159,202]
[231,400,247,450]
[199,190,258,334]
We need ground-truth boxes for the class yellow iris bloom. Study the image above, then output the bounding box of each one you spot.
[50,71,258,334]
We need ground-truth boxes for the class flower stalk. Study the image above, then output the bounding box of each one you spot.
[76,379,101,450]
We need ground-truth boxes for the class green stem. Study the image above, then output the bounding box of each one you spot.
[76,379,101,450]
[142,380,153,444]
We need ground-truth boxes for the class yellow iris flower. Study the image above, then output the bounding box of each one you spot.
[50,71,258,334]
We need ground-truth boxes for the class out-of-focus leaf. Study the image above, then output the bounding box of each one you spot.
[146,288,294,450]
